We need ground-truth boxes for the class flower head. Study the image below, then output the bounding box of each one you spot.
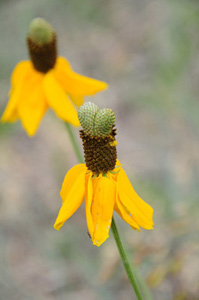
[54,102,154,246]
[1,18,108,136]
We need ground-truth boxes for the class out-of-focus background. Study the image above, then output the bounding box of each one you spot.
[0,0,199,299]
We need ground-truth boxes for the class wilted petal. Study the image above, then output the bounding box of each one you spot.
[117,168,154,230]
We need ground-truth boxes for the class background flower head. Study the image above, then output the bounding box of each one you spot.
[1,18,108,136]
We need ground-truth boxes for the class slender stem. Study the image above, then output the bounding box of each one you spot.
[111,217,143,300]
[133,266,154,300]
[64,123,84,163]
[64,122,153,300]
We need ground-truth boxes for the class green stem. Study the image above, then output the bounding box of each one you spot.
[65,123,84,163]
[111,217,143,300]
[65,122,153,300]
[133,266,154,300]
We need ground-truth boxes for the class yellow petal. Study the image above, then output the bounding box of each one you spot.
[1,97,18,122]
[91,176,116,247]
[54,57,108,98]
[117,168,154,230]
[43,71,80,126]
[114,198,140,231]
[69,94,84,107]
[17,71,47,136]
[60,164,87,202]
[54,166,86,230]
[11,61,32,87]
[85,173,94,239]
[1,61,32,123]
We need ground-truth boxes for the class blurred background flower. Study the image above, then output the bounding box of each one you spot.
[0,0,199,299]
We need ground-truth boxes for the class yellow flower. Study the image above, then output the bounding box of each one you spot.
[54,161,154,247]
[1,18,107,136]
[54,102,154,246]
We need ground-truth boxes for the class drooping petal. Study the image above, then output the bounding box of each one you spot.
[69,94,84,107]
[43,71,80,126]
[54,57,108,99]
[84,172,94,239]
[54,166,86,230]
[1,61,32,123]
[91,176,116,247]
[117,168,154,230]
[11,61,32,87]
[1,95,19,122]
[114,198,140,231]
[60,164,87,202]
[17,70,47,136]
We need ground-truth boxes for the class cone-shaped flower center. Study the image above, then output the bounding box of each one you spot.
[78,102,117,175]
[27,18,57,73]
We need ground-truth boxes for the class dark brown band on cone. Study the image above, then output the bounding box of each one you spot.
[80,128,117,175]
[27,35,57,73]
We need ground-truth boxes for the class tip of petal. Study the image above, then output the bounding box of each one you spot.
[25,130,36,137]
[71,118,81,127]
[141,221,154,231]
[53,222,62,230]
[148,222,155,230]
[1,108,18,123]
[92,81,108,94]
[20,122,38,137]
[100,82,108,91]
[131,221,154,232]
[92,235,109,247]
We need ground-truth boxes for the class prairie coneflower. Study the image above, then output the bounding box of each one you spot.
[54,102,154,246]
[1,18,107,136]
